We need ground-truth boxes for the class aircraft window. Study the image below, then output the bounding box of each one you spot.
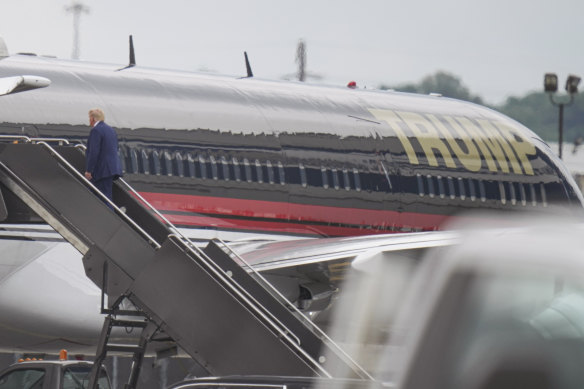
[342,169,350,190]
[129,148,139,174]
[332,169,340,190]
[362,168,387,193]
[498,181,507,205]
[478,180,486,202]
[118,147,127,174]
[277,161,285,185]
[518,183,527,206]
[361,171,379,193]
[528,183,537,206]
[507,182,516,205]
[140,149,150,174]
[416,174,425,197]
[482,180,498,201]
[232,157,241,181]
[219,156,229,181]
[436,175,445,199]
[209,155,218,180]
[447,176,455,199]
[426,175,435,198]
[198,155,207,179]
[285,165,299,185]
[186,153,196,178]
[299,163,307,187]
[242,158,252,182]
[151,150,162,176]
[468,179,476,201]
[266,160,275,184]
[540,183,548,207]
[255,159,263,183]
[458,177,466,200]
[160,151,171,176]
[160,151,170,176]
[321,166,329,189]
[353,169,361,191]
[173,152,184,177]
[305,166,322,187]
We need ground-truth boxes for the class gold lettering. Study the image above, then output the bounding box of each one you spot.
[458,117,510,173]
[395,111,456,168]
[368,109,419,164]
[426,114,481,172]
[490,121,536,175]
[477,119,524,174]
[369,108,536,176]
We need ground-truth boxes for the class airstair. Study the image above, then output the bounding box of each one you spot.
[0,138,371,388]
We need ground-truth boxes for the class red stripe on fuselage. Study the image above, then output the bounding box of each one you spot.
[139,192,449,236]
[162,213,386,237]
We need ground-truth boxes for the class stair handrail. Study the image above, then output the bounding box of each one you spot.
[73,143,184,235]
[0,135,32,143]
[0,136,69,145]
[107,183,313,352]
[214,238,373,380]
[166,234,330,377]
[73,143,368,379]
[215,237,306,311]
[31,138,70,145]
[70,144,332,370]
[166,233,302,347]
[38,141,162,249]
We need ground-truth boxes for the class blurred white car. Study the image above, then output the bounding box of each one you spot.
[326,215,584,389]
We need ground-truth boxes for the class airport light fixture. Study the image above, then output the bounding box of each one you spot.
[544,73,558,93]
[566,75,581,95]
[544,73,581,159]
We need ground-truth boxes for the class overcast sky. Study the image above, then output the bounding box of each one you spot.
[1,0,582,104]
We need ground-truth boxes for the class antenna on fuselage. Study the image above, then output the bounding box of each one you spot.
[117,35,136,71]
[129,35,136,66]
[243,51,253,78]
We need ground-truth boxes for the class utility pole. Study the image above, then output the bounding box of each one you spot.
[296,39,306,82]
[65,1,90,60]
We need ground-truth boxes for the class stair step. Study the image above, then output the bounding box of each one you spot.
[106,344,143,353]
[110,319,148,328]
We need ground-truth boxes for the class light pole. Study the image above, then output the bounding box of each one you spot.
[544,73,581,159]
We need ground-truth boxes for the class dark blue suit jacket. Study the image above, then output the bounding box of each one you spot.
[85,121,123,181]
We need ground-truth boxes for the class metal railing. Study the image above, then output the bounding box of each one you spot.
[67,140,369,378]
[166,234,325,371]
[215,237,373,380]
[0,135,32,142]
[37,141,161,249]
[68,142,330,374]
[0,135,70,145]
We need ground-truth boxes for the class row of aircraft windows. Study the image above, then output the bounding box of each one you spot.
[415,174,548,207]
[119,147,366,191]
[118,147,556,206]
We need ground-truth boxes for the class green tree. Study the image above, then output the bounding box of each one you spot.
[380,71,484,104]
[378,70,584,143]
[497,93,584,143]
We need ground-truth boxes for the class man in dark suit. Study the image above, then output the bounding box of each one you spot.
[84,108,123,202]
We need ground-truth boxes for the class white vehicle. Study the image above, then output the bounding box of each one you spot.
[325,216,584,389]
[0,352,110,389]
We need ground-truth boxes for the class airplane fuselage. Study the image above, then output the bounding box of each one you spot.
[0,55,580,239]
